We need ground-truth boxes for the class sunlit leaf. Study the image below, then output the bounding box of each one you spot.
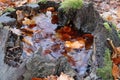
[57,72,74,80]
[22,17,36,26]
[65,39,85,49]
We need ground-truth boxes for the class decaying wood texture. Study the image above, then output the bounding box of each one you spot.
[0,1,120,80]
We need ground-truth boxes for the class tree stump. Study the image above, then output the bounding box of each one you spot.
[0,1,120,80]
[58,3,120,67]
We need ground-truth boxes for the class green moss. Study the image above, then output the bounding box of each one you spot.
[37,0,47,3]
[103,22,112,31]
[97,48,113,80]
[60,0,83,12]
[4,7,15,12]
[112,23,116,29]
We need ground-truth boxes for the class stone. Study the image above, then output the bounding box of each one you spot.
[0,15,16,26]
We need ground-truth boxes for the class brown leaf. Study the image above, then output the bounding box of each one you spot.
[22,38,32,46]
[112,57,120,65]
[22,17,36,26]
[51,14,58,24]
[112,63,120,80]
[62,34,71,40]
[57,72,74,80]
[62,26,71,33]
[20,28,34,36]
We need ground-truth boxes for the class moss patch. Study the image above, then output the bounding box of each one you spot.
[97,48,113,80]
[103,22,112,31]
[4,7,15,12]
[60,0,83,12]
[37,0,47,3]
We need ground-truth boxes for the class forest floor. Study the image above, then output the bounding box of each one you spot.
[0,0,120,29]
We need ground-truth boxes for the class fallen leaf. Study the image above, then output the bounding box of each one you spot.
[20,28,34,36]
[112,57,120,65]
[107,39,120,58]
[63,26,71,33]
[27,0,36,3]
[65,39,85,49]
[32,78,45,80]
[22,37,33,46]
[62,34,71,40]
[112,63,120,80]
[57,72,74,80]
[51,14,58,24]
[82,34,93,50]
[22,17,36,26]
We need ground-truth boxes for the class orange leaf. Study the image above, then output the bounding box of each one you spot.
[112,63,120,80]
[32,78,44,80]
[27,0,36,3]
[63,26,71,33]
[62,34,71,40]
[112,57,120,65]
[22,17,36,26]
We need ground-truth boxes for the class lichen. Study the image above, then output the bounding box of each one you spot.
[60,0,83,12]
[103,22,112,31]
[97,48,113,80]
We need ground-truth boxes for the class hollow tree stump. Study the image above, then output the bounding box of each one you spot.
[0,1,120,80]
[58,3,120,67]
